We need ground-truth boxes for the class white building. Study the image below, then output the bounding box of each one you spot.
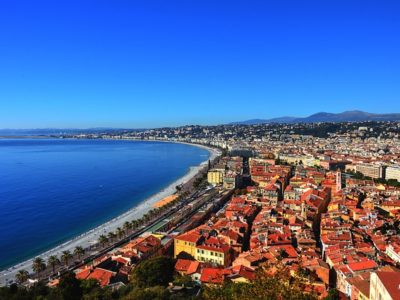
[385,165,400,182]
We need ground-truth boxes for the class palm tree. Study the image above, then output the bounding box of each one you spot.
[116,227,124,239]
[15,269,29,285]
[74,246,84,260]
[32,257,45,279]
[98,234,108,247]
[108,231,116,242]
[131,220,139,230]
[123,221,131,234]
[143,213,150,222]
[47,255,60,273]
[61,250,73,267]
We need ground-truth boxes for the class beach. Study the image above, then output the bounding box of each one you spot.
[0,142,220,286]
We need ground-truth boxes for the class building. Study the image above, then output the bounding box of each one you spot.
[207,169,224,185]
[370,271,400,300]
[195,243,230,267]
[174,232,202,258]
[355,164,384,179]
[385,166,400,182]
[223,172,241,189]
[385,244,400,264]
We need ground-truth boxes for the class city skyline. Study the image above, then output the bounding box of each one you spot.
[1,1,400,128]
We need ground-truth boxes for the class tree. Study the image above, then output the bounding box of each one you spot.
[125,286,170,300]
[202,265,317,300]
[117,227,125,239]
[131,220,139,229]
[61,250,73,267]
[74,246,84,260]
[108,231,116,242]
[98,234,108,247]
[15,269,29,285]
[47,255,60,273]
[123,221,132,233]
[133,256,176,287]
[32,257,46,279]
[173,274,195,288]
[57,271,83,300]
[324,288,340,300]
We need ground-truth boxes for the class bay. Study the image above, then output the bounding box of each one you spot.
[0,139,209,270]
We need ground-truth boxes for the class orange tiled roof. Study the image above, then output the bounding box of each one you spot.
[87,268,115,287]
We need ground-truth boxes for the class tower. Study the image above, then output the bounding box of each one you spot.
[336,170,342,192]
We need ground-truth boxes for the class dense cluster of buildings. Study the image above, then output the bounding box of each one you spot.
[174,153,400,299]
[67,121,400,298]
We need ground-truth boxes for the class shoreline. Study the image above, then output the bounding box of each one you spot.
[0,140,220,286]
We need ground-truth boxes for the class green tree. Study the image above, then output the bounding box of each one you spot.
[108,231,116,242]
[123,221,132,233]
[74,246,85,260]
[131,220,139,229]
[61,250,73,267]
[124,286,170,300]
[117,227,125,239]
[98,234,108,247]
[173,274,195,288]
[32,257,46,279]
[47,255,60,273]
[15,270,29,285]
[324,288,339,300]
[57,271,83,300]
[132,256,175,288]
[202,265,316,300]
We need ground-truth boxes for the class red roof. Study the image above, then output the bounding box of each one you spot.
[230,265,256,281]
[176,232,201,243]
[76,268,91,280]
[175,259,200,275]
[348,260,377,272]
[376,271,400,298]
[87,268,115,287]
[200,268,226,284]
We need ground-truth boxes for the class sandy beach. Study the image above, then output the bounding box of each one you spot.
[0,142,220,286]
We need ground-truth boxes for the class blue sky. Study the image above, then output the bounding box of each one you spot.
[0,1,399,128]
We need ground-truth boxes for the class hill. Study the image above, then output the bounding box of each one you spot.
[231,110,400,125]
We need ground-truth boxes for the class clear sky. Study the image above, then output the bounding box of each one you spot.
[0,1,399,128]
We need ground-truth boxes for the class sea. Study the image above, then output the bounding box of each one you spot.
[0,138,210,270]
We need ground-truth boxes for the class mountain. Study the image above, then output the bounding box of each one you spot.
[231,110,400,125]
[231,116,297,125]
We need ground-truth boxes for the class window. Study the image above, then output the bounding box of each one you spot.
[210,251,214,256]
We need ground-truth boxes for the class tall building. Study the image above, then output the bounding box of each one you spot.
[385,166,400,182]
[355,164,384,179]
[336,171,342,192]
[207,169,224,185]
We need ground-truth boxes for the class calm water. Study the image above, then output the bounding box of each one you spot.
[0,139,209,270]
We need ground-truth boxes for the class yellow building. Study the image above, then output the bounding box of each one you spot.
[207,169,224,185]
[195,244,230,267]
[174,232,201,258]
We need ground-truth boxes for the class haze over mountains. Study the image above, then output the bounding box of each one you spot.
[2,111,400,134]
[231,110,400,125]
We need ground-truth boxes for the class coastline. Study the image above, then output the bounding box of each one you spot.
[0,141,220,286]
